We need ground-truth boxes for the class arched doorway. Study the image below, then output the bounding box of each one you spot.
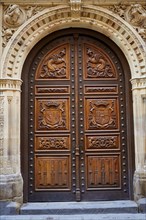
[21,29,135,202]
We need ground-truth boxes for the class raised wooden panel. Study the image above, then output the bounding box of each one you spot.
[85,98,119,130]
[86,155,121,189]
[35,98,70,131]
[35,135,70,151]
[35,156,70,190]
[83,44,117,80]
[35,85,70,95]
[85,134,120,151]
[35,44,70,80]
[84,85,118,95]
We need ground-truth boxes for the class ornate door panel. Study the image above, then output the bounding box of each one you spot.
[24,32,134,202]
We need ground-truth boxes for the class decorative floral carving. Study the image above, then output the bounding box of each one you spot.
[109,4,146,40]
[125,4,146,39]
[39,49,66,79]
[88,136,117,149]
[38,137,68,150]
[2,5,45,47]
[86,48,115,78]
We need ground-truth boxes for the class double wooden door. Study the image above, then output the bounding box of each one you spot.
[23,31,134,202]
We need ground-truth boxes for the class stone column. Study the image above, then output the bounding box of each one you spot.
[0,79,23,204]
[131,77,146,201]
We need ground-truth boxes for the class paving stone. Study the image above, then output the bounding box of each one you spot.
[0,214,146,220]
[20,200,138,215]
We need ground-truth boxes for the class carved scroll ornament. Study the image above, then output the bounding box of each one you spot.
[88,136,117,149]
[38,137,68,150]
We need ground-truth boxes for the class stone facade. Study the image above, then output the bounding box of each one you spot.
[0,0,146,205]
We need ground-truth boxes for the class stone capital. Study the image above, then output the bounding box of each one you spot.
[0,79,22,92]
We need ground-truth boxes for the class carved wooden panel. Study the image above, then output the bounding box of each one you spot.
[84,85,118,95]
[35,98,70,131]
[35,85,70,95]
[85,98,119,130]
[24,32,133,202]
[85,134,120,151]
[35,44,70,80]
[35,156,70,190]
[83,44,117,80]
[35,135,70,151]
[86,155,120,189]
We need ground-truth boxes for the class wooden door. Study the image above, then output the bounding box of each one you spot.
[22,30,134,202]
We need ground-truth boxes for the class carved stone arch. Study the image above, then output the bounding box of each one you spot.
[1,5,146,80]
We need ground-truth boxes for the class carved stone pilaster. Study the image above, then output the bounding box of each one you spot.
[0,97,4,157]
[133,171,146,201]
[0,78,23,203]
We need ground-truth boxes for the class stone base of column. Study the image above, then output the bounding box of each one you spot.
[133,171,146,201]
[0,173,23,204]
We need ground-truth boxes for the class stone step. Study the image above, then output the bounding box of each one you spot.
[20,200,138,215]
[0,214,146,220]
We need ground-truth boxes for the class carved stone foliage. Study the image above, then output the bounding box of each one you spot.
[2,4,45,47]
[85,47,116,79]
[109,4,146,40]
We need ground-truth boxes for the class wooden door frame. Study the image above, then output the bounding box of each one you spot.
[21,28,135,202]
